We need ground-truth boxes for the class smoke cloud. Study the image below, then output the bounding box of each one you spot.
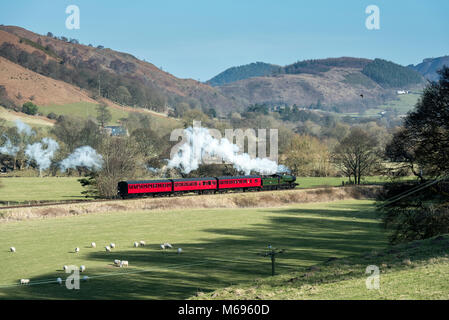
[15,120,34,136]
[25,138,59,172]
[167,127,289,175]
[59,146,103,172]
[0,137,20,156]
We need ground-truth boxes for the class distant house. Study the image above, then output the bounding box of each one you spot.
[397,90,409,95]
[103,126,129,137]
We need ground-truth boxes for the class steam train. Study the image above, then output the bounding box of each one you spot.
[117,174,298,199]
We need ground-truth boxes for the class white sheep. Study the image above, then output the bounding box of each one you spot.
[160,244,166,250]
[110,243,116,249]
[20,279,30,285]
[164,243,173,249]
[139,241,145,247]
[91,242,96,248]
[63,265,68,271]
[133,242,139,248]
[10,247,16,253]
[75,247,80,253]
[56,277,62,285]
[177,248,183,254]
[80,265,86,272]
[120,260,129,267]
[114,259,121,266]
[105,246,111,252]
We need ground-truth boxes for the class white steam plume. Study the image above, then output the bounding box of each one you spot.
[0,137,20,156]
[167,127,289,175]
[15,120,34,136]
[25,138,59,172]
[59,146,103,172]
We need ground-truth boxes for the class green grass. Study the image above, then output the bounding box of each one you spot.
[39,102,129,126]
[38,102,180,134]
[377,93,421,115]
[197,235,449,300]
[0,199,385,299]
[296,176,412,189]
[0,177,86,204]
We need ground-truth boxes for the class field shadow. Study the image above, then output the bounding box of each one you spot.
[0,203,388,300]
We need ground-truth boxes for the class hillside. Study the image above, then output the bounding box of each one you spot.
[193,234,449,300]
[409,56,449,81]
[206,62,280,86]
[0,25,239,115]
[215,57,425,112]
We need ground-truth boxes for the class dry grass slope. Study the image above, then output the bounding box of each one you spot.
[0,185,381,222]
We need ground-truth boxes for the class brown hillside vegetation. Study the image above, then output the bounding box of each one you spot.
[0,186,381,222]
[0,56,97,106]
[0,25,239,113]
[218,66,391,109]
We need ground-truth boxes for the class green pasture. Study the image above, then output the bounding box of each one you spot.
[0,177,86,204]
[0,200,385,299]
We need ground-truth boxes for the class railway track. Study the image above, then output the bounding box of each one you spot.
[0,186,300,210]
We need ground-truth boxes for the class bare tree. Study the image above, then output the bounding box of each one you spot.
[96,103,112,128]
[333,127,380,184]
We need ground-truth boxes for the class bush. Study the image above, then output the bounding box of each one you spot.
[378,181,449,244]
[47,112,57,120]
[22,101,38,115]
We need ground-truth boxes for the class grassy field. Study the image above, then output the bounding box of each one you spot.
[38,102,180,134]
[0,177,86,204]
[197,234,449,300]
[0,106,53,128]
[39,102,128,126]
[377,93,421,115]
[0,199,385,299]
[0,176,395,205]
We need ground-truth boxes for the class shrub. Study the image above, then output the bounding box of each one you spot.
[22,101,38,115]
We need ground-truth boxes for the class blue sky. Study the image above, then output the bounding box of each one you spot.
[1,0,448,81]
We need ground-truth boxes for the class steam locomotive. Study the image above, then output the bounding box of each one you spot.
[117,174,298,199]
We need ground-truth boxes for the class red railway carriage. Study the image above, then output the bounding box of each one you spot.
[217,175,262,190]
[172,177,217,193]
[119,179,173,196]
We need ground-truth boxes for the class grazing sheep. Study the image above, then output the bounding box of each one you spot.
[56,278,62,285]
[105,246,111,252]
[133,242,139,248]
[10,247,16,253]
[20,279,30,285]
[114,259,121,266]
[110,243,116,249]
[91,242,96,248]
[63,265,68,271]
[139,241,145,247]
[160,244,166,250]
[177,248,183,254]
[164,243,173,249]
[120,260,129,267]
[75,247,80,253]
[80,265,86,272]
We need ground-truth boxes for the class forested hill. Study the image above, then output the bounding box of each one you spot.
[206,62,280,86]
[361,58,424,88]
[409,56,449,81]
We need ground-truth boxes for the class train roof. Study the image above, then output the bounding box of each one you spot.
[171,177,217,182]
[123,179,172,184]
[217,175,261,180]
